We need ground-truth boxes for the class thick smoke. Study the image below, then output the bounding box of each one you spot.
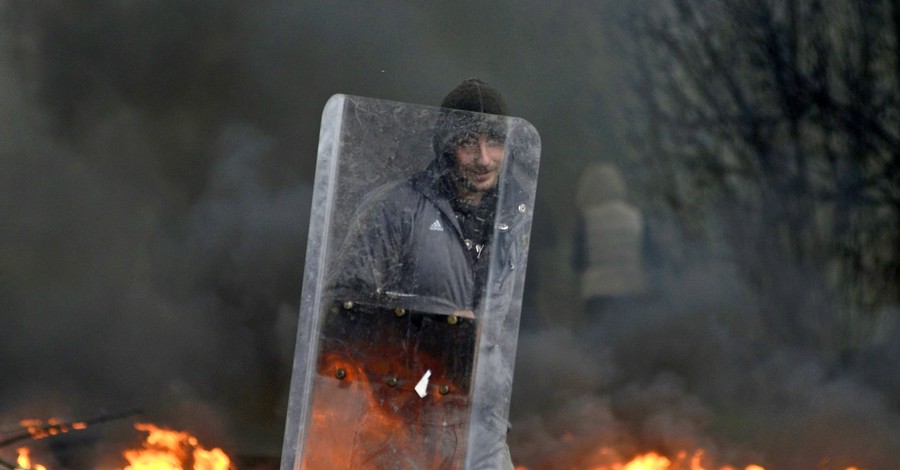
[2,1,898,469]
[0,1,316,455]
[510,252,900,468]
[2,0,565,460]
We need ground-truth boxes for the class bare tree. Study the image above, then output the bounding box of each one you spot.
[624,0,899,351]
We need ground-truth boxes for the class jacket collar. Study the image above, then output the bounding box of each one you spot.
[412,157,530,238]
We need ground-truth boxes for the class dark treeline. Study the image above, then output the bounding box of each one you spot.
[624,0,898,353]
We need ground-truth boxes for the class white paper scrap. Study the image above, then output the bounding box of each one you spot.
[414,369,432,398]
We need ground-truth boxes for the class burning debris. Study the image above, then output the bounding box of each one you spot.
[515,449,764,470]
[1,415,233,470]
[121,423,232,470]
[0,411,142,450]
[14,448,45,470]
[514,448,865,470]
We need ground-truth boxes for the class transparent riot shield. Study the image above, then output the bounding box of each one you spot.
[281,95,540,470]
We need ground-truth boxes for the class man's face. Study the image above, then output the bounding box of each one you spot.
[453,134,505,202]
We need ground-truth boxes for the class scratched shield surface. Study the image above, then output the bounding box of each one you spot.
[281,95,541,470]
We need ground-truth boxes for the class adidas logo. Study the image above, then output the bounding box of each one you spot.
[429,219,444,231]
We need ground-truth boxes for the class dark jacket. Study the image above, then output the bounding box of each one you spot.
[329,157,530,318]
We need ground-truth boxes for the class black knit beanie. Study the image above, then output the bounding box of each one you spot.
[433,79,508,162]
[440,78,508,115]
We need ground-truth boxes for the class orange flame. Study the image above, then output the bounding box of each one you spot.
[516,450,867,470]
[581,450,758,470]
[121,423,231,470]
[16,447,47,470]
[17,418,73,441]
[615,451,671,470]
[9,421,230,470]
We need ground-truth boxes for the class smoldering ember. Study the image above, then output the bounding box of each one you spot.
[1,1,897,470]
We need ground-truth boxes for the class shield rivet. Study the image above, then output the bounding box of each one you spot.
[335,368,347,380]
[386,377,399,387]
[395,307,406,317]
[343,301,354,310]
[447,315,458,325]
[518,204,526,213]
[439,385,450,395]
[498,223,509,231]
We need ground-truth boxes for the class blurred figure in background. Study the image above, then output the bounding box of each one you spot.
[573,163,647,321]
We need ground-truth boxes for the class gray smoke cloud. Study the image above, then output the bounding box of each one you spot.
[510,254,900,469]
[0,1,318,456]
[2,1,898,469]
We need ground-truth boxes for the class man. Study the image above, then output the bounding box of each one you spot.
[330,78,524,320]
[308,79,526,469]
